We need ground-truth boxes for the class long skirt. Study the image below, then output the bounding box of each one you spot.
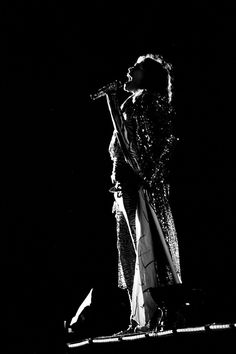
[113,186,181,327]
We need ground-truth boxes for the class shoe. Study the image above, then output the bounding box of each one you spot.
[134,324,151,333]
[113,320,138,336]
[134,307,164,333]
[151,307,164,331]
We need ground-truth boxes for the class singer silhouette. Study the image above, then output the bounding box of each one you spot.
[92,53,182,334]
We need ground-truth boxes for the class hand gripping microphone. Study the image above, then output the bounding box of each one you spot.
[90,80,123,100]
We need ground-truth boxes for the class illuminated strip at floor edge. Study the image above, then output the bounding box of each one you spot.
[67,323,236,348]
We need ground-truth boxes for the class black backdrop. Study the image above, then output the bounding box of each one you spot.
[1,2,236,352]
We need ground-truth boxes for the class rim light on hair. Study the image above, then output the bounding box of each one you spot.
[136,53,173,103]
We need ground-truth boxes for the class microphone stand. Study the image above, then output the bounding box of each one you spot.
[105,92,141,174]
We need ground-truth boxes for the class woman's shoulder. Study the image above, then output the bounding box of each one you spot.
[136,90,173,113]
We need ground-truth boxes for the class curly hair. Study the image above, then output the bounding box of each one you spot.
[136,53,173,103]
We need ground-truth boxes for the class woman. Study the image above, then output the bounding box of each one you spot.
[106,53,182,333]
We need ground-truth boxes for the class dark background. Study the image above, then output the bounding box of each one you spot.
[1,1,236,353]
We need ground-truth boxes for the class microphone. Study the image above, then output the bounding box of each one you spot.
[90,80,123,100]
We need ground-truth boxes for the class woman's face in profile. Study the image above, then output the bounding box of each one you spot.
[124,62,144,93]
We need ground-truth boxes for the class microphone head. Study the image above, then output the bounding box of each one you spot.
[90,80,124,100]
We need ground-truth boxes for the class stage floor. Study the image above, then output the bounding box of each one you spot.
[66,322,236,354]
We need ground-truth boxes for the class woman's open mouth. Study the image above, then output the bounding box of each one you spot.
[127,73,132,81]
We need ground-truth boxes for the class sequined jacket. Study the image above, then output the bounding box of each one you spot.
[109,90,178,206]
